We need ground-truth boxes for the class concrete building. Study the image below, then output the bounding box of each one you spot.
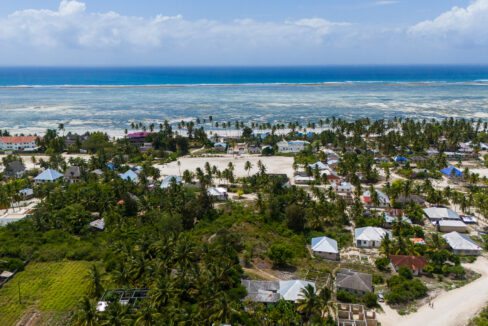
[354,227,392,248]
[311,236,339,261]
[0,136,38,151]
[337,303,378,326]
[336,269,373,296]
[424,207,460,222]
[438,220,468,233]
[277,140,309,153]
[389,255,428,276]
[442,232,482,255]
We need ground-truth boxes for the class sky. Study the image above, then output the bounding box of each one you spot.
[0,0,487,65]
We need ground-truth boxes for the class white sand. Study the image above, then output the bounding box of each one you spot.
[378,256,488,326]
[155,154,295,179]
[0,154,91,171]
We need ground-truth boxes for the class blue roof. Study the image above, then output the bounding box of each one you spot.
[20,188,33,194]
[440,166,463,176]
[160,175,182,188]
[106,163,114,171]
[306,132,314,137]
[395,156,408,162]
[119,170,138,181]
[214,142,227,147]
[34,169,63,181]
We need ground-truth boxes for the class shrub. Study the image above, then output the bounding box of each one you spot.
[362,292,379,308]
[372,274,384,284]
[398,266,413,280]
[336,290,356,303]
[375,257,390,271]
[267,243,294,266]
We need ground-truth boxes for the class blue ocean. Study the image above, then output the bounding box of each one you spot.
[1,66,488,135]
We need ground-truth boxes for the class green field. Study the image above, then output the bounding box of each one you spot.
[0,261,94,326]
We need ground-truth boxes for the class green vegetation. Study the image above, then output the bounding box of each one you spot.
[0,261,94,325]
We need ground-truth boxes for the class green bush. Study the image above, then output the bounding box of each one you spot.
[375,257,390,271]
[267,243,294,266]
[362,292,378,308]
[336,290,356,303]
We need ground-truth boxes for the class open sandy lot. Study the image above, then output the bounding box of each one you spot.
[0,154,91,172]
[155,154,295,179]
[378,256,488,326]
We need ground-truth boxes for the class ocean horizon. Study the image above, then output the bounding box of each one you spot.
[1,65,488,136]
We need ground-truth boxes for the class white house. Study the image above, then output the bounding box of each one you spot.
[355,227,392,248]
[294,175,315,184]
[277,140,309,153]
[438,220,468,233]
[311,236,339,261]
[442,232,482,255]
[278,280,316,302]
[330,182,352,194]
[0,136,38,151]
[310,161,329,170]
[207,187,228,201]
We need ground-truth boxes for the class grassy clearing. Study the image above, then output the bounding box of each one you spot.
[0,261,94,326]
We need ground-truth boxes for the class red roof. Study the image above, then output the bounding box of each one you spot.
[0,136,38,144]
[127,132,152,139]
[363,196,372,203]
[390,255,428,271]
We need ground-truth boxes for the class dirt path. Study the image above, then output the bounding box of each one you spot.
[377,256,488,326]
[242,266,279,281]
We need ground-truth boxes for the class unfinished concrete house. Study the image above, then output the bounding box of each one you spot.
[337,303,377,326]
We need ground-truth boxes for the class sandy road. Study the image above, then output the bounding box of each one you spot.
[378,256,488,326]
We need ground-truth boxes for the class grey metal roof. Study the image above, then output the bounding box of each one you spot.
[336,269,372,293]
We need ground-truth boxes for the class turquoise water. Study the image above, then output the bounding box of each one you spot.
[1,66,488,135]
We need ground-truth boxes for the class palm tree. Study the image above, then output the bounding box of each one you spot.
[58,123,65,137]
[297,284,319,320]
[244,161,252,176]
[99,302,129,326]
[379,233,392,257]
[317,287,332,319]
[86,264,104,299]
[135,303,160,326]
[73,297,98,326]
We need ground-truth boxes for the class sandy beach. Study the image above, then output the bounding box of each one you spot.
[155,154,295,179]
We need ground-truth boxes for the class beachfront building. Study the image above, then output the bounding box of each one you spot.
[127,132,152,150]
[354,227,392,248]
[442,232,482,255]
[311,236,339,261]
[277,140,309,153]
[228,143,247,155]
[0,136,39,151]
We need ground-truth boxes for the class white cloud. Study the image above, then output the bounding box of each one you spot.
[371,1,399,6]
[0,0,350,51]
[408,0,488,44]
